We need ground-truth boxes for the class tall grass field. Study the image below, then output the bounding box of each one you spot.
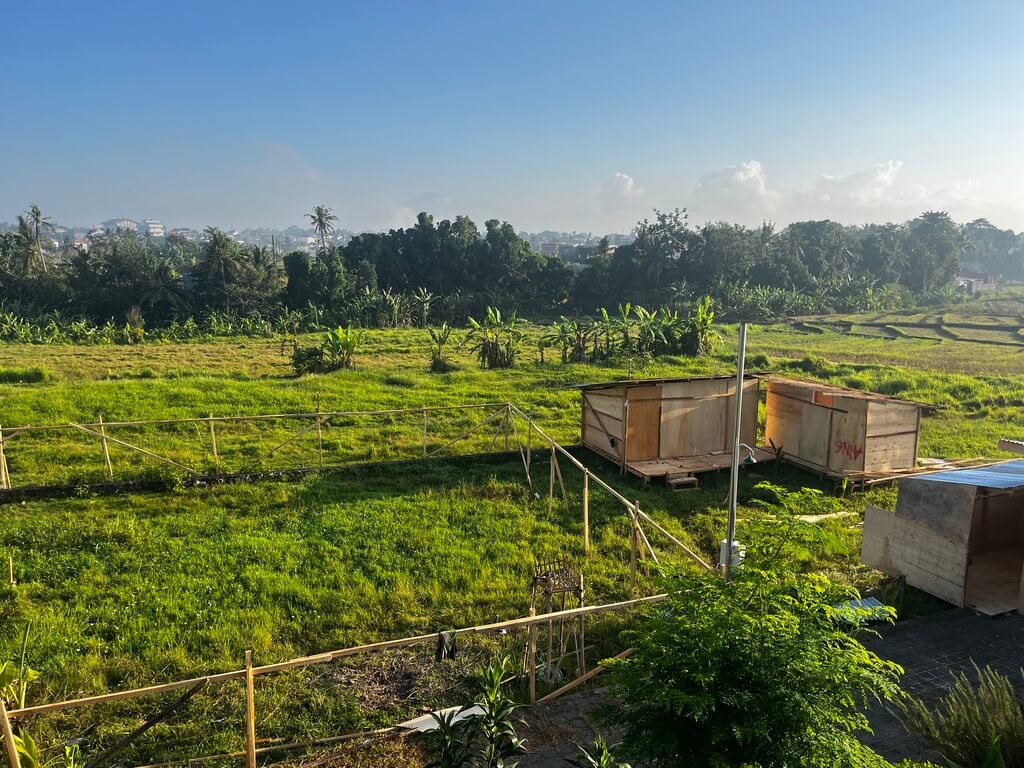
[0,294,1022,765]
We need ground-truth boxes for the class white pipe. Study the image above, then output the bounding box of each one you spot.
[725,323,747,581]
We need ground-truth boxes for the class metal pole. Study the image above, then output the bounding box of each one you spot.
[725,322,747,582]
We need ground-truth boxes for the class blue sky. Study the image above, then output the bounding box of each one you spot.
[2,1,1022,233]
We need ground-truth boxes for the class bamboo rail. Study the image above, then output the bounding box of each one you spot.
[7,594,666,719]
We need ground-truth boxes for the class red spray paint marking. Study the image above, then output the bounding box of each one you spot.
[835,440,864,461]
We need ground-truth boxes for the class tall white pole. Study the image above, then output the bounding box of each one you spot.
[725,322,747,582]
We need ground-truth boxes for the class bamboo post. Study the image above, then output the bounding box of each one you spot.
[208,415,219,473]
[422,408,428,458]
[503,404,510,452]
[99,415,114,481]
[0,425,8,490]
[526,421,531,469]
[630,505,639,596]
[548,448,555,514]
[577,574,586,675]
[553,452,569,511]
[244,651,256,768]
[620,402,629,475]
[583,470,591,554]
[0,698,20,768]
[315,395,324,470]
[527,606,537,704]
[6,556,13,587]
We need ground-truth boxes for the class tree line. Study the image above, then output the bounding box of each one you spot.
[1,203,1021,336]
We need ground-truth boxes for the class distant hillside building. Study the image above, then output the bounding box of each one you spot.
[103,217,140,233]
[143,219,165,238]
[167,228,198,242]
[955,272,999,295]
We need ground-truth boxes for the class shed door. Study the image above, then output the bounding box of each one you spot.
[798,403,831,468]
[625,385,662,461]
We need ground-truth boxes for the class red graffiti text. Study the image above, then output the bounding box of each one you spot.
[834,440,864,461]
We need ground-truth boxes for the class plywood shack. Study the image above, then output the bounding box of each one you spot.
[579,375,767,484]
[863,461,1024,615]
[762,376,931,480]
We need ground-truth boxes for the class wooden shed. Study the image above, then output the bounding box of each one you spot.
[863,461,1024,615]
[579,375,772,487]
[762,376,932,481]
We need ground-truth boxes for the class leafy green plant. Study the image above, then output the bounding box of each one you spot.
[426,656,525,768]
[896,665,1024,768]
[292,325,363,374]
[566,736,631,768]
[463,308,523,370]
[428,323,455,372]
[602,565,901,768]
[683,294,718,356]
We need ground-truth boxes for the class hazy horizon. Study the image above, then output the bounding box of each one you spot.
[3,1,1022,235]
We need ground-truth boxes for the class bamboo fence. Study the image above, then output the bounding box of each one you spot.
[0,401,715,766]
[1,595,667,768]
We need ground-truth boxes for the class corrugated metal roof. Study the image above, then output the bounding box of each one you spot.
[915,460,1024,489]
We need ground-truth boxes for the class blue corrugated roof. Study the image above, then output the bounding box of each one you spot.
[915,460,1024,489]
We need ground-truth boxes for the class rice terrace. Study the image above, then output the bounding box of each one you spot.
[0,285,1021,766]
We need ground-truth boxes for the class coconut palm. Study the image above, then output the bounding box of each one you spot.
[195,227,243,308]
[307,205,338,257]
[140,263,187,312]
[24,203,52,275]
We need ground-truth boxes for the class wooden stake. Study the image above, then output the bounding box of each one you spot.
[630,506,639,596]
[583,471,590,554]
[553,452,569,511]
[0,425,8,490]
[527,606,537,704]
[244,651,256,768]
[0,699,20,768]
[548,448,555,515]
[315,395,324,470]
[208,415,219,473]
[422,408,428,458]
[577,574,586,675]
[99,415,113,481]
[503,404,510,452]
[6,556,13,587]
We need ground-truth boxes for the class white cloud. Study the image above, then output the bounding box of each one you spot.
[691,160,780,219]
[813,160,903,206]
[686,159,997,226]
[600,172,644,213]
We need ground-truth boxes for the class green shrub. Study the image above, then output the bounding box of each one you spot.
[292,325,363,374]
[896,664,1024,768]
[603,565,901,768]
[0,367,53,384]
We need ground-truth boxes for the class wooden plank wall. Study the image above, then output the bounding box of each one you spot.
[581,388,625,460]
[763,380,814,457]
[659,378,757,459]
[863,402,921,472]
[624,385,662,461]
[968,490,1024,556]
[828,397,868,473]
[862,478,978,607]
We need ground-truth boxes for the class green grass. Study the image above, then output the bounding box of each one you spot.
[1,297,1023,764]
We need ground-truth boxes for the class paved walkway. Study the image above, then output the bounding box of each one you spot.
[514,609,1024,766]
[862,607,1024,762]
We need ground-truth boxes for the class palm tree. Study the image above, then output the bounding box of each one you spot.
[196,227,242,307]
[307,205,338,258]
[140,263,187,311]
[24,203,53,275]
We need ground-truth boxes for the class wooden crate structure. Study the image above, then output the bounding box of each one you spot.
[862,461,1024,615]
[762,376,929,478]
[579,376,760,477]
